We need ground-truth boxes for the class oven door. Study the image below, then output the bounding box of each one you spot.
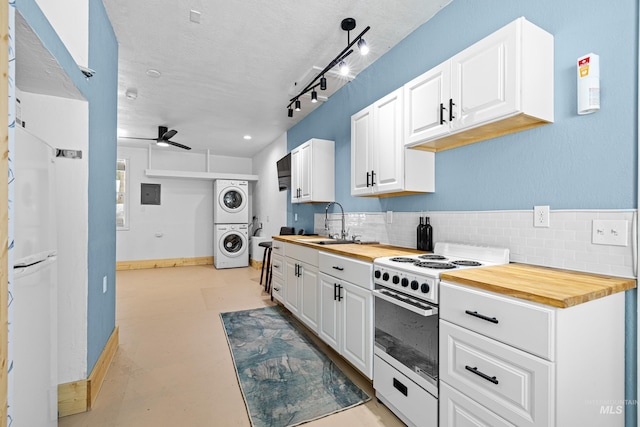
[373,284,439,395]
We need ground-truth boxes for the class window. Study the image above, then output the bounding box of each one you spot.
[116,159,129,230]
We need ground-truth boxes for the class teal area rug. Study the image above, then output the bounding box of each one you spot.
[220,305,370,427]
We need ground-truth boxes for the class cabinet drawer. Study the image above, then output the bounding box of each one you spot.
[440,320,553,427]
[270,254,283,279]
[319,251,372,289]
[284,242,318,266]
[271,276,284,303]
[440,382,515,427]
[374,356,437,427]
[271,240,284,257]
[440,281,555,360]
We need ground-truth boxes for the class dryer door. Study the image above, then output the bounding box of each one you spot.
[219,229,247,257]
[219,185,247,214]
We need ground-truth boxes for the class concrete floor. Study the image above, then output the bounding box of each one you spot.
[59,265,404,426]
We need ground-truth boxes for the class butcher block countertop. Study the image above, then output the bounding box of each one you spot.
[272,235,423,263]
[441,263,636,308]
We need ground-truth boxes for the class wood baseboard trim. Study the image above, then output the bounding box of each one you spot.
[249,259,263,270]
[116,256,213,270]
[58,326,119,417]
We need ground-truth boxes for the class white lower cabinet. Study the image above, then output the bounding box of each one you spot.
[319,272,373,379]
[283,243,319,332]
[318,252,373,379]
[439,281,626,427]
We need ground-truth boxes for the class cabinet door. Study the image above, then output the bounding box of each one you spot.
[371,88,404,194]
[299,263,319,333]
[340,281,373,379]
[404,61,452,146]
[297,143,312,202]
[450,21,517,130]
[284,258,300,316]
[350,106,373,196]
[290,147,302,203]
[318,273,340,352]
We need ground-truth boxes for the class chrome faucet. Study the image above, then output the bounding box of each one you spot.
[324,201,347,240]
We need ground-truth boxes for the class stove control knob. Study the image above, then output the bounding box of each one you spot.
[374,270,381,279]
[401,278,409,287]
[392,275,400,284]
[411,280,419,290]
[421,283,430,293]
[382,272,390,281]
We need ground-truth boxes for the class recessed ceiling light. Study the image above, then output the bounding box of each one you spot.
[190,10,201,24]
[146,69,161,78]
[125,88,138,100]
[243,135,252,140]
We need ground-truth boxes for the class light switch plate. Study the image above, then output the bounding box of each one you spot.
[592,220,628,246]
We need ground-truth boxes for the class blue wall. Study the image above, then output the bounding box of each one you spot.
[17,0,118,373]
[288,0,638,425]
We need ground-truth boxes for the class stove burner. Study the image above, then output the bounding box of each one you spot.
[413,261,457,269]
[390,257,418,263]
[452,260,483,267]
[418,254,447,260]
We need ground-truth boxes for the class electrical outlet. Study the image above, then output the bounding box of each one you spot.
[102,276,107,293]
[533,206,550,227]
[592,220,628,246]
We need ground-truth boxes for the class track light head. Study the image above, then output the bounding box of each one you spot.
[288,108,293,117]
[357,38,369,55]
[320,76,327,90]
[339,60,349,76]
[295,99,301,111]
[311,90,318,103]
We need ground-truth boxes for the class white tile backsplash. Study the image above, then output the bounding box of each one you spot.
[315,209,637,278]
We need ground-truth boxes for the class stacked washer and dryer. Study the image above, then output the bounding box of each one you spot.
[213,180,249,269]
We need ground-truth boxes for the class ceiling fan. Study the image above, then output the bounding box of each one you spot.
[121,126,191,150]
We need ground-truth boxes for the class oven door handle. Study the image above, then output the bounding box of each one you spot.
[373,289,438,317]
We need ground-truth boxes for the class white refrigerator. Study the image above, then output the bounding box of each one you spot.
[12,126,58,426]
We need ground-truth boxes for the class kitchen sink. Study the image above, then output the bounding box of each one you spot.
[316,239,354,245]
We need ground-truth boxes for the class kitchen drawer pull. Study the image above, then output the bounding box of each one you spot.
[273,287,280,292]
[449,98,455,121]
[273,264,280,269]
[465,365,499,385]
[440,102,446,125]
[465,310,499,324]
[393,378,408,396]
[332,265,344,271]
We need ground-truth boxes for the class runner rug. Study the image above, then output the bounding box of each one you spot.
[220,305,370,427]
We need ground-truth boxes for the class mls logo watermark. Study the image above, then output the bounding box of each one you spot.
[599,405,623,415]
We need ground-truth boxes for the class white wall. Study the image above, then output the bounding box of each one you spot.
[17,89,89,382]
[116,146,254,262]
[35,0,88,67]
[250,132,288,239]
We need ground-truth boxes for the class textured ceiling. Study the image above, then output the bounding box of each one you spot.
[103,0,451,156]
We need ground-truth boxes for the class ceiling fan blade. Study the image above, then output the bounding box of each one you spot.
[167,140,191,150]
[161,129,178,140]
[119,136,158,141]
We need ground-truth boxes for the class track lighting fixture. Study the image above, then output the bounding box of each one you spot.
[287,18,370,116]
[357,38,369,55]
[339,60,349,76]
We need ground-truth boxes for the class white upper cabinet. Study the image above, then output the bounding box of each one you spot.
[351,88,435,197]
[405,17,554,152]
[291,138,334,204]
